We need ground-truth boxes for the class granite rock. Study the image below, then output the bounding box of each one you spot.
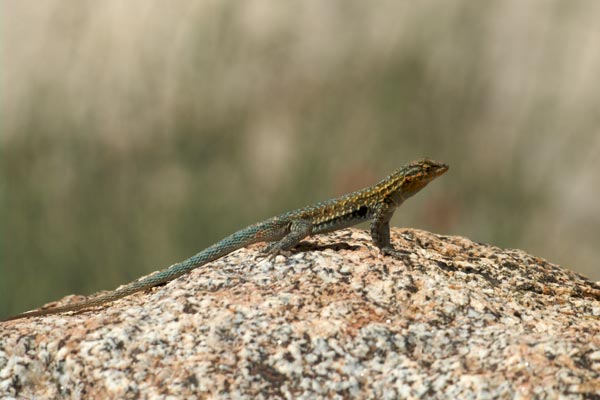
[1,228,599,399]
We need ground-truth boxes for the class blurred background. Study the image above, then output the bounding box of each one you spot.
[2,1,599,318]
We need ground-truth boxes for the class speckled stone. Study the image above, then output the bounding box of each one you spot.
[1,229,599,399]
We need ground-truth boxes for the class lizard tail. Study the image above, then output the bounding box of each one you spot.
[3,222,272,321]
[2,263,189,321]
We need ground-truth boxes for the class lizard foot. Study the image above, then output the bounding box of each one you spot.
[257,244,292,263]
[381,246,412,261]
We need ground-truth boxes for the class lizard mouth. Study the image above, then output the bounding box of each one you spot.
[433,163,449,177]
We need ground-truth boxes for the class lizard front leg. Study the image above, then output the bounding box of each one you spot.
[370,201,408,259]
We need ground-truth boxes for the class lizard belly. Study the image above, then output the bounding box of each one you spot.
[311,206,373,234]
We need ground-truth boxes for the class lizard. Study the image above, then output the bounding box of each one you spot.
[3,158,448,321]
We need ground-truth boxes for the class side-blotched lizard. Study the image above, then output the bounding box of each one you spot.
[4,158,448,321]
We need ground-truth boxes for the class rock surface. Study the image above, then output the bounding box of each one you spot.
[1,228,599,399]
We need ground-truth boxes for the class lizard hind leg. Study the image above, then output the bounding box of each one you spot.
[261,219,313,259]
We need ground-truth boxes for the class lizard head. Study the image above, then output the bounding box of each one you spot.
[385,158,449,203]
